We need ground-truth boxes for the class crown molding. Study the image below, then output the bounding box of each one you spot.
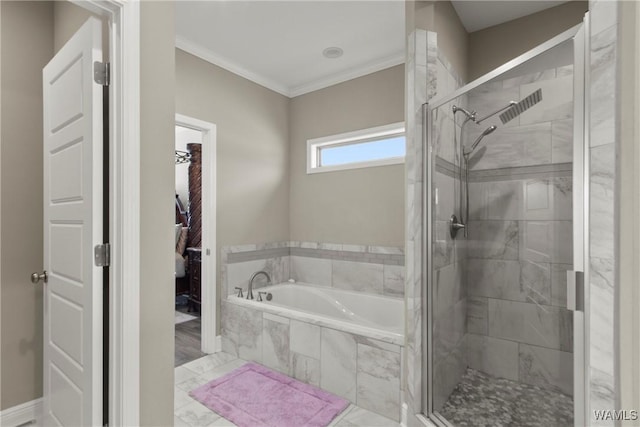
[176,36,291,97]
[175,36,404,98]
[288,53,405,97]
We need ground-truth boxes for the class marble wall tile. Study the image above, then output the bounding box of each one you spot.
[589,257,615,379]
[519,343,573,395]
[590,144,615,260]
[519,220,572,264]
[433,220,454,269]
[432,345,466,412]
[433,262,464,317]
[468,83,521,129]
[383,264,405,297]
[262,314,290,374]
[433,298,466,362]
[290,255,332,286]
[551,119,573,163]
[551,263,572,307]
[469,177,572,222]
[356,344,401,421]
[321,328,357,401]
[524,177,572,221]
[220,302,263,362]
[434,170,456,222]
[519,75,573,125]
[290,352,320,387]
[467,296,488,335]
[290,319,321,359]
[487,299,572,352]
[332,260,384,294]
[590,25,617,148]
[466,333,519,381]
[467,259,551,304]
[591,0,618,35]
[502,69,556,89]
[434,109,457,165]
[467,220,519,260]
[466,123,552,170]
[589,366,616,427]
[226,259,271,292]
[468,180,522,221]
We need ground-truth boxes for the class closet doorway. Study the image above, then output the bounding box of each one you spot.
[174,114,218,367]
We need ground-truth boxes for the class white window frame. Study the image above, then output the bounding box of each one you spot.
[306,122,405,174]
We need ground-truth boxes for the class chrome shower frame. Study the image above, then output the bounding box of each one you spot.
[420,21,588,427]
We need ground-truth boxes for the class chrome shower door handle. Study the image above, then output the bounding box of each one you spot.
[566,270,584,311]
[30,270,48,284]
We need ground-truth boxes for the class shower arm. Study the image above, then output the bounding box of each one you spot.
[475,101,517,124]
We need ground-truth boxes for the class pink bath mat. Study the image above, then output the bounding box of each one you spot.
[189,362,349,427]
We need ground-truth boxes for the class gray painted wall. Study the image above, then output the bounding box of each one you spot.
[0,0,52,411]
[468,1,588,80]
[289,65,405,247]
[139,2,176,425]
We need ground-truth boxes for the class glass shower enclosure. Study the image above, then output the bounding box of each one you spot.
[423,22,587,427]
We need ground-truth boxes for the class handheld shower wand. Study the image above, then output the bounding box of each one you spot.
[464,125,497,156]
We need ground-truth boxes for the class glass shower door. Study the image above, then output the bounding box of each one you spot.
[424,23,586,427]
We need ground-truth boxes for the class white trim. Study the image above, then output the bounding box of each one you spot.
[306,122,405,174]
[176,36,290,97]
[74,1,141,426]
[175,114,217,354]
[0,399,42,427]
[288,53,405,98]
[176,35,404,98]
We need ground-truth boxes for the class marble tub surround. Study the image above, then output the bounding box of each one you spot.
[220,302,404,421]
[222,241,405,299]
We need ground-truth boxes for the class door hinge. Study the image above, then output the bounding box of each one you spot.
[93,61,110,86]
[94,243,111,267]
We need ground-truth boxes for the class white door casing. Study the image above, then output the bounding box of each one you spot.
[42,17,104,426]
[175,114,218,354]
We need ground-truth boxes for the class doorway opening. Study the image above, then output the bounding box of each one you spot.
[173,115,218,371]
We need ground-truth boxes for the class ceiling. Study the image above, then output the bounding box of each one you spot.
[175,1,568,98]
[451,1,569,33]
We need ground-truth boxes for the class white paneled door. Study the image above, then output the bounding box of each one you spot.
[41,17,104,426]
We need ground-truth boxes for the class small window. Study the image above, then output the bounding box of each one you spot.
[307,122,405,174]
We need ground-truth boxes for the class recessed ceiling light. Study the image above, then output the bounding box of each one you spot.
[322,47,343,59]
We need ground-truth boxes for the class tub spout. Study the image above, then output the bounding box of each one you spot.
[248,271,271,300]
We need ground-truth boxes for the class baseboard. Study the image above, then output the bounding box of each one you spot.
[0,398,42,427]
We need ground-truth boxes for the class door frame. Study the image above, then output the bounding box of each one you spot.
[72,1,141,425]
[175,113,218,354]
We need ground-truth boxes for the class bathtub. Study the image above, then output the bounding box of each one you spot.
[226,282,404,345]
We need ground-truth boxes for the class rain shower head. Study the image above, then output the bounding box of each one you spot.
[499,88,543,124]
[465,125,497,155]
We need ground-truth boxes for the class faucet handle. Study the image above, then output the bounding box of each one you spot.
[234,287,244,298]
[258,291,266,302]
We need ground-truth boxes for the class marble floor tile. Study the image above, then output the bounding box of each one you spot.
[181,352,237,376]
[174,400,222,427]
[175,387,195,410]
[174,352,394,427]
[334,406,400,427]
[175,365,200,384]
